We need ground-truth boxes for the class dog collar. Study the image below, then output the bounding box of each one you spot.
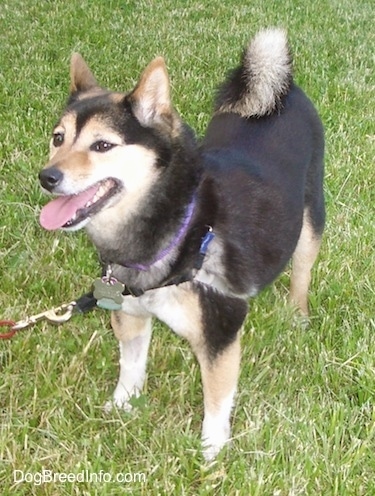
[122,193,197,271]
[93,225,215,306]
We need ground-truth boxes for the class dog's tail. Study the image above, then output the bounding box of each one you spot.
[215,28,293,118]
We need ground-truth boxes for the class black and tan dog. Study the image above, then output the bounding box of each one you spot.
[39,28,324,460]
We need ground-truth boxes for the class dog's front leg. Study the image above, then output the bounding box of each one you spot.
[105,310,152,412]
[197,334,241,461]
[150,287,240,460]
[147,285,246,460]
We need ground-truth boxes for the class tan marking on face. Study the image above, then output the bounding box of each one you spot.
[74,88,108,100]
[46,114,125,184]
[74,115,125,149]
[48,149,90,173]
[49,112,77,158]
[46,112,91,180]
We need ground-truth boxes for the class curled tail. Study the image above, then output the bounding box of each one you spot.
[215,28,293,118]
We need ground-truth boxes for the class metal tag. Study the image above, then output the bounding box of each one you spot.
[93,276,125,311]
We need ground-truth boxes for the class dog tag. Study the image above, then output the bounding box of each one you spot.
[93,277,125,311]
[96,297,123,311]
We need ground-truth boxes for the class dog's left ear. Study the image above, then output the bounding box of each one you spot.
[70,53,99,93]
[129,57,172,127]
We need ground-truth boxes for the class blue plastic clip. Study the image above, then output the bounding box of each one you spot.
[200,227,215,255]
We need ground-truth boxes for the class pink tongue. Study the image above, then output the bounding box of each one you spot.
[39,184,100,230]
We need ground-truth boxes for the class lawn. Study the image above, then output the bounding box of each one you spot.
[0,0,374,494]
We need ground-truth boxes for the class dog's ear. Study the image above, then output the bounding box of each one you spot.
[129,57,172,127]
[70,53,99,93]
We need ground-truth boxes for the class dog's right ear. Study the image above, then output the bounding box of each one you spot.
[70,53,98,94]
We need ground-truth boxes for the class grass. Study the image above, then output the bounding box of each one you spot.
[0,0,374,494]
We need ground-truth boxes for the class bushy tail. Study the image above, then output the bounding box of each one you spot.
[215,28,293,118]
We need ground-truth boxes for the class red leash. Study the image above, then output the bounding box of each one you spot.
[0,321,17,339]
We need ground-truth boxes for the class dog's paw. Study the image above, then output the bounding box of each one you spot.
[292,312,310,330]
[103,395,134,414]
[202,436,229,462]
[202,443,220,462]
[201,427,230,462]
[104,379,144,414]
[104,387,147,414]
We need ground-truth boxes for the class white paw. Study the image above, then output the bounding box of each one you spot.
[103,385,141,413]
[103,397,133,414]
[202,424,230,461]
[202,441,223,462]
[201,395,234,461]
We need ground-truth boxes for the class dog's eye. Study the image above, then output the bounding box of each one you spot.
[52,132,64,147]
[90,141,116,153]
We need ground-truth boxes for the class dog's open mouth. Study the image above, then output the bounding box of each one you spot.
[39,178,120,230]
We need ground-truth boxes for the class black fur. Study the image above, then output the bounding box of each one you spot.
[68,81,324,300]
[196,285,248,358]
[199,83,325,294]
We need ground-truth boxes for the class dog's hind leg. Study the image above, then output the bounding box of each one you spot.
[289,208,323,316]
[105,310,152,412]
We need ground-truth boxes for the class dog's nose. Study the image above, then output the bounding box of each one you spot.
[39,167,63,191]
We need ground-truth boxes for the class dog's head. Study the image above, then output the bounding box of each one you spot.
[39,54,183,231]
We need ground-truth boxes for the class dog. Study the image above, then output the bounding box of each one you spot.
[38,28,325,460]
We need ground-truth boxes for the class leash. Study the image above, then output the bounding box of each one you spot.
[0,292,97,340]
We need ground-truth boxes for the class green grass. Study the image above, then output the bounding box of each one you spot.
[0,0,374,494]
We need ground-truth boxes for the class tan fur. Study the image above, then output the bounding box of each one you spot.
[170,286,205,348]
[290,209,322,315]
[70,116,124,148]
[74,88,110,101]
[48,149,91,174]
[111,311,151,342]
[49,113,77,156]
[162,286,240,412]
[108,92,127,103]
[198,335,241,414]
[46,110,161,233]
[110,282,241,459]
